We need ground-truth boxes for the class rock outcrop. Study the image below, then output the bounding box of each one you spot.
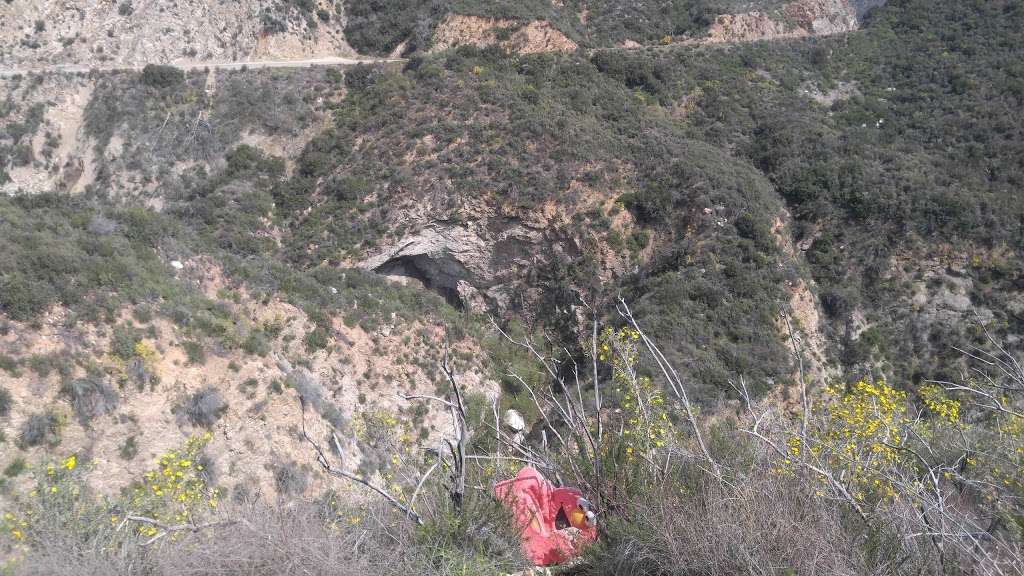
[785,0,860,35]
[431,15,577,54]
[696,0,858,44]
[359,219,562,312]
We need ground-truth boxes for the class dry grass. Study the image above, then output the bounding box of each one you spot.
[148,502,387,576]
[7,483,526,576]
[12,500,404,576]
[578,459,931,576]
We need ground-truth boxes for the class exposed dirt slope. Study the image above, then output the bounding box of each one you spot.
[431,15,578,54]
[0,66,344,196]
[696,0,858,44]
[0,261,495,502]
[0,0,354,69]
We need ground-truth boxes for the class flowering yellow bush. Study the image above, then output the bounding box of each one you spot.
[1,436,222,566]
[2,451,85,558]
[355,410,400,443]
[128,433,218,537]
[918,384,960,424]
[812,381,909,500]
[2,511,26,542]
[786,378,1022,511]
[133,341,160,375]
[986,412,1024,494]
[599,327,672,464]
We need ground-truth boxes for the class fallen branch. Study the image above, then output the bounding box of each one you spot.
[119,514,236,546]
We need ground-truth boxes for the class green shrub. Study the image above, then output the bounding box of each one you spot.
[60,376,119,427]
[272,460,308,496]
[18,410,62,448]
[3,456,26,477]
[241,330,271,357]
[0,195,195,324]
[27,353,71,379]
[119,435,138,460]
[140,64,184,89]
[132,304,154,324]
[343,0,439,56]
[0,386,11,417]
[182,340,206,365]
[238,378,259,399]
[110,325,143,360]
[177,386,227,428]
[0,273,56,320]
[0,354,20,377]
[303,327,329,352]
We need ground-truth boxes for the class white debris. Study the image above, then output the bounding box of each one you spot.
[170,260,184,270]
[503,409,525,432]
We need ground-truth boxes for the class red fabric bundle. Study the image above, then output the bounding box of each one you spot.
[493,466,597,565]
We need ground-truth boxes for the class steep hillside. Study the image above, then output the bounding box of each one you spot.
[2,1,1024,574]
[0,0,354,69]
[5,0,1022,403]
[344,0,865,55]
[0,192,497,504]
[261,0,1024,395]
[0,65,348,195]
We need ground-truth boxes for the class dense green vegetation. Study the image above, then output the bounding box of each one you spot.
[268,48,794,398]
[643,0,1024,382]
[331,0,1024,397]
[82,67,340,191]
[0,194,186,323]
[0,80,47,183]
[259,0,339,34]
[11,0,1022,401]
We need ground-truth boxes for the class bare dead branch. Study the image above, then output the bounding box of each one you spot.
[120,515,236,547]
[300,408,422,525]
[617,297,722,479]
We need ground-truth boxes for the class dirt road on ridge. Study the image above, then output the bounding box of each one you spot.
[0,55,403,78]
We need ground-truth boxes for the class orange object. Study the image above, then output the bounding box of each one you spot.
[493,466,597,565]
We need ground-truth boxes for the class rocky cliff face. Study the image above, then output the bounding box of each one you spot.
[785,0,860,35]
[430,15,578,54]
[0,0,353,70]
[355,187,627,318]
[697,0,858,44]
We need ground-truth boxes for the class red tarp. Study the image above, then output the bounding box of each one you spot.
[493,466,597,566]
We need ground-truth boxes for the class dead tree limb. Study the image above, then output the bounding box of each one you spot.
[616,297,722,479]
[397,345,470,514]
[119,515,236,547]
[440,347,467,511]
[300,409,422,525]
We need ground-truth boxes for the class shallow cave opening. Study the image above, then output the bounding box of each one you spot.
[374,254,465,310]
